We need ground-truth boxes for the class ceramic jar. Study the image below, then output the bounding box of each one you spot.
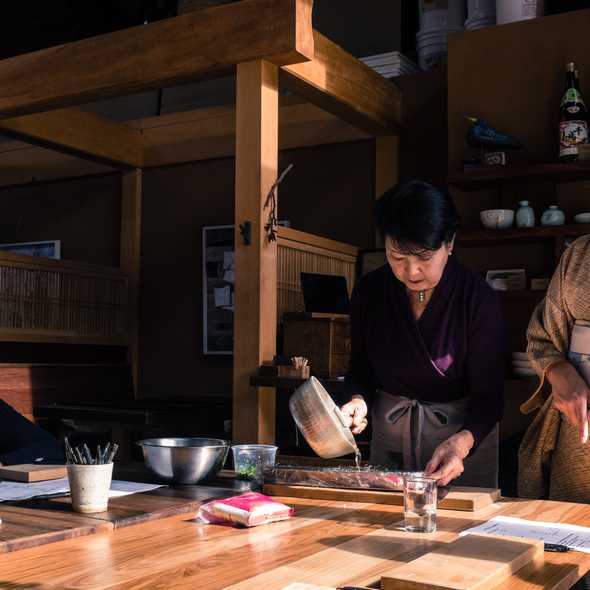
[516,200,535,228]
[541,205,565,226]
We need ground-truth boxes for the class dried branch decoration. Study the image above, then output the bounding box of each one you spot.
[264,163,294,243]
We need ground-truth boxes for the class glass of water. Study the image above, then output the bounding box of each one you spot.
[403,476,437,533]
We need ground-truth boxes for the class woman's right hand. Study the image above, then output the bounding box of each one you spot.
[340,396,368,434]
[547,361,590,443]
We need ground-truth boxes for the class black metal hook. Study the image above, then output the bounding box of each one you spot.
[239,221,251,246]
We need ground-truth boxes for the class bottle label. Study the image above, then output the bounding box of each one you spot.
[561,88,586,108]
[560,120,589,156]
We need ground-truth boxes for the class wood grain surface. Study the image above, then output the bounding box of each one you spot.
[0,464,66,483]
[0,504,112,553]
[381,533,544,590]
[0,495,588,589]
[263,484,501,512]
[15,482,235,530]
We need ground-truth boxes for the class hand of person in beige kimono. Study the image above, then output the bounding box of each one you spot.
[547,361,590,444]
[340,396,368,434]
[424,430,474,486]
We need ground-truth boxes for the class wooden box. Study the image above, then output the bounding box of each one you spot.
[282,313,350,378]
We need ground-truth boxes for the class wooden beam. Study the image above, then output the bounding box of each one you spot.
[120,170,143,397]
[281,31,402,136]
[233,60,279,444]
[0,139,112,187]
[0,108,143,168]
[0,101,370,187]
[138,101,369,167]
[0,0,313,119]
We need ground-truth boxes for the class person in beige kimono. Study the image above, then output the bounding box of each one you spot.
[519,234,590,502]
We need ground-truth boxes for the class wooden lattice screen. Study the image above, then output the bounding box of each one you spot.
[276,227,358,322]
[0,252,128,345]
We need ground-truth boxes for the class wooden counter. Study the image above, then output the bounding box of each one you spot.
[0,494,589,589]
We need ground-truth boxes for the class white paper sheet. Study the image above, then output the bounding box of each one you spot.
[0,478,164,502]
[0,478,70,502]
[214,285,231,307]
[108,480,164,497]
[461,515,590,553]
[223,251,234,270]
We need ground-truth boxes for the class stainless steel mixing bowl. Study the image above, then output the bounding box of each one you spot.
[289,377,358,459]
[137,437,229,484]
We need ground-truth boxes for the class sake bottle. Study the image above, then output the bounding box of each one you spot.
[559,62,589,162]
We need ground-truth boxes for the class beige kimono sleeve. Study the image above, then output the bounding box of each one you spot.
[522,237,590,413]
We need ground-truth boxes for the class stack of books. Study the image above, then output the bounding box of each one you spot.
[359,51,420,79]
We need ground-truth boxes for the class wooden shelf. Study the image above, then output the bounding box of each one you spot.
[250,375,348,393]
[457,224,590,246]
[500,290,546,302]
[448,162,590,190]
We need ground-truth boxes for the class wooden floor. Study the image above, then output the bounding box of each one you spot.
[0,494,589,589]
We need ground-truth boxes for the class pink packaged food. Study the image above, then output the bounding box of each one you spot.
[197,492,294,527]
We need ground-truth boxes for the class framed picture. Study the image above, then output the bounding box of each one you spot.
[202,225,234,355]
[0,240,61,259]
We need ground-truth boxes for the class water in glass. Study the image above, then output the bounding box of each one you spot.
[403,477,437,533]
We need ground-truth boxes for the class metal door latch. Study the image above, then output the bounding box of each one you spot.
[239,221,251,245]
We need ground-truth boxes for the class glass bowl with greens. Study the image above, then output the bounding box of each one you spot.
[231,444,278,485]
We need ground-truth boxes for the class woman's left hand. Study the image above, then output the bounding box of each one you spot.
[424,430,474,486]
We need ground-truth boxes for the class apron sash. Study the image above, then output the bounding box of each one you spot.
[371,390,498,488]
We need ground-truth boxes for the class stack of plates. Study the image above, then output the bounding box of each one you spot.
[360,51,420,79]
[512,352,536,378]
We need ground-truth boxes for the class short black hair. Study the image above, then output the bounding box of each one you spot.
[376,180,458,255]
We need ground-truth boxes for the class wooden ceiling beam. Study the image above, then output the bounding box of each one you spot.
[0,101,372,187]
[0,0,313,119]
[281,31,402,136]
[136,101,369,167]
[0,108,144,168]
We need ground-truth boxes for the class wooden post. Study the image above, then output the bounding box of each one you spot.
[375,135,399,247]
[233,60,279,444]
[120,169,143,397]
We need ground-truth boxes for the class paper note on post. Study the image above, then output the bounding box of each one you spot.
[214,285,231,307]
[461,515,590,553]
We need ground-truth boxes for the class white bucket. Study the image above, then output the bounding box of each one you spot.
[419,0,466,31]
[416,27,461,70]
[465,0,496,29]
[496,0,541,25]
[465,15,496,30]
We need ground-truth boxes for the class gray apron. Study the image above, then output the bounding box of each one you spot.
[370,390,499,488]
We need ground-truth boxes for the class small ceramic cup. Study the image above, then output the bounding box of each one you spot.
[67,463,113,513]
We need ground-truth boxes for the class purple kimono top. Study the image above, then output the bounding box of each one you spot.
[346,257,504,448]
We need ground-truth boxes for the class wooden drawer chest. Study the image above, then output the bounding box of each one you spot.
[282,313,350,378]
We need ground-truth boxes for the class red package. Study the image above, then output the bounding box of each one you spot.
[197,492,294,527]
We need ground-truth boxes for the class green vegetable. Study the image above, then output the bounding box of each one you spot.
[237,462,259,480]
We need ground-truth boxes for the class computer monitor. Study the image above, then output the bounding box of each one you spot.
[300,272,350,315]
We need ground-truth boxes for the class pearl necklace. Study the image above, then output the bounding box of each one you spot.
[418,290,426,302]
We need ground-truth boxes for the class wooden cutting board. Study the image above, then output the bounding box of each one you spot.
[381,533,543,590]
[0,464,66,482]
[263,484,501,512]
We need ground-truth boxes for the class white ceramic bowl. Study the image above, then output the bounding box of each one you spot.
[480,209,515,230]
[574,212,590,224]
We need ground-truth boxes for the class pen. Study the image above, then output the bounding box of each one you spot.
[544,543,571,552]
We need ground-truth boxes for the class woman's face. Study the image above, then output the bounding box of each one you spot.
[385,236,453,292]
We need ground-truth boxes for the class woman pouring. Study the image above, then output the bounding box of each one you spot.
[341,181,504,488]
